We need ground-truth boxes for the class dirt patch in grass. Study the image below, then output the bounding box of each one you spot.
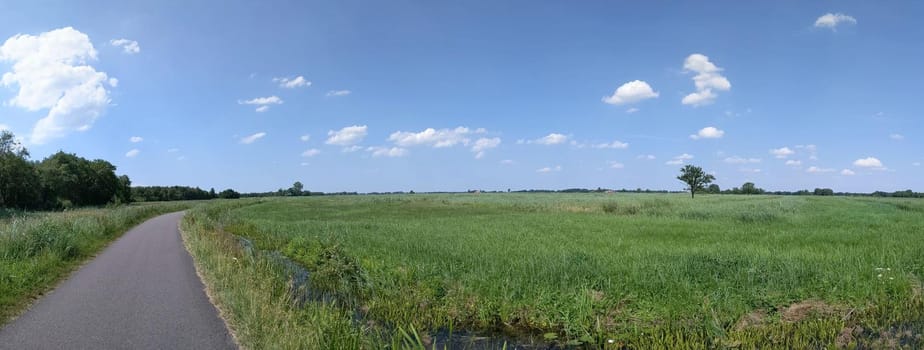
[734,309,767,331]
[836,325,863,348]
[780,300,839,323]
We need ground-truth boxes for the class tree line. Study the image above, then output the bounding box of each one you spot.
[0,130,242,210]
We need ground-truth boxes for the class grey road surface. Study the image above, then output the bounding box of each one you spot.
[0,212,237,350]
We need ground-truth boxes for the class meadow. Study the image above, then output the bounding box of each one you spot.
[181,194,924,349]
[0,202,193,323]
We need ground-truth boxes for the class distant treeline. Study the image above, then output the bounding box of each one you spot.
[131,186,241,202]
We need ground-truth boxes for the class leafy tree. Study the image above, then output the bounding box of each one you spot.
[0,131,42,208]
[706,184,721,194]
[676,164,715,199]
[289,181,304,196]
[218,189,241,199]
[813,188,834,196]
[740,182,764,195]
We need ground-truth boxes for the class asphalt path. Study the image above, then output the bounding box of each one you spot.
[0,211,237,350]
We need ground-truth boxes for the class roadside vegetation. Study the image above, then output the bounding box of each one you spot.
[0,202,194,323]
[182,193,924,349]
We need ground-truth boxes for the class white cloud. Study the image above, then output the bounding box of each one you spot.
[690,126,724,140]
[342,145,363,153]
[129,136,143,143]
[785,159,802,166]
[301,148,321,157]
[913,162,921,167]
[125,148,140,157]
[853,157,883,168]
[300,134,310,142]
[840,169,855,176]
[795,144,819,160]
[1,27,114,144]
[326,90,351,97]
[592,140,629,149]
[367,146,407,157]
[665,153,693,165]
[273,76,310,88]
[109,38,140,54]
[602,80,659,105]
[239,96,283,112]
[724,156,761,164]
[814,13,857,30]
[608,162,625,169]
[637,154,656,160]
[739,168,761,173]
[471,137,501,159]
[770,147,795,158]
[0,124,9,131]
[536,165,562,173]
[388,127,473,148]
[806,166,835,173]
[326,125,367,146]
[530,133,568,145]
[681,54,730,106]
[890,133,904,140]
[626,107,639,114]
[500,159,515,165]
[240,132,266,144]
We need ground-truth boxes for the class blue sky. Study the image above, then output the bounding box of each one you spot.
[0,1,921,193]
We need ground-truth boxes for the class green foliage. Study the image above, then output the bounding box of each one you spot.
[183,194,924,348]
[218,188,241,199]
[132,185,216,202]
[676,164,715,198]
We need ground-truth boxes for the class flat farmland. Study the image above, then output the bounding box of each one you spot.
[183,194,924,348]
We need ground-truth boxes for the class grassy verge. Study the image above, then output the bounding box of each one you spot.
[180,199,379,349]
[0,202,194,323]
[183,194,924,349]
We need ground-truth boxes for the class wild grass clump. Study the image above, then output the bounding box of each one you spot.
[0,202,193,323]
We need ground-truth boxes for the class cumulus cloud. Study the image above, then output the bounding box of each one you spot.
[592,140,629,149]
[1,27,115,144]
[240,132,266,144]
[853,157,883,168]
[770,147,795,159]
[840,169,855,176]
[389,127,473,148]
[273,76,310,88]
[626,107,639,114]
[814,13,857,30]
[367,146,407,157]
[806,166,835,173]
[637,154,656,160]
[529,133,568,145]
[125,149,140,157]
[536,165,562,173]
[110,39,140,54]
[602,80,659,105]
[890,133,904,140]
[301,148,321,157]
[739,168,761,173]
[326,125,367,146]
[300,134,310,142]
[681,54,730,106]
[238,96,283,112]
[471,137,501,159]
[724,156,760,164]
[326,90,351,97]
[608,162,625,169]
[666,153,693,165]
[785,159,802,166]
[130,136,143,143]
[690,126,724,140]
[500,159,515,165]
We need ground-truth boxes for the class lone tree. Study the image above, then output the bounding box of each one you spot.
[677,164,715,199]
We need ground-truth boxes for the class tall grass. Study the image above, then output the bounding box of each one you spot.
[0,202,192,323]
[184,194,924,348]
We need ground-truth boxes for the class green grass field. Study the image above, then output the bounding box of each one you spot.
[182,194,924,349]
